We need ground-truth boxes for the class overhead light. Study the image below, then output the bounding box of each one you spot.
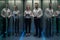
[16,1,22,3]
[8,1,14,4]
[43,0,50,3]
[52,0,57,3]
[34,1,39,3]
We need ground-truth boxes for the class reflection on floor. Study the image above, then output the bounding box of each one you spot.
[1,35,60,40]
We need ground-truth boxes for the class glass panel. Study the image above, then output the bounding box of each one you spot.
[0,0,5,40]
[16,0,23,33]
[8,1,14,37]
[52,0,58,36]
[43,0,50,9]
[8,0,23,38]
[8,0,14,10]
[52,0,57,10]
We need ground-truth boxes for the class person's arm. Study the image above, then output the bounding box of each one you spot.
[37,9,43,18]
[54,11,59,16]
[45,9,51,18]
[32,10,35,17]
[8,11,12,18]
[50,10,54,17]
[52,12,56,17]
[30,11,34,17]
[18,11,21,16]
[1,10,5,18]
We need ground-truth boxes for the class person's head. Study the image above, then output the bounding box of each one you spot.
[57,5,60,10]
[5,3,9,9]
[14,5,18,11]
[26,5,30,10]
[49,3,52,9]
[35,3,39,9]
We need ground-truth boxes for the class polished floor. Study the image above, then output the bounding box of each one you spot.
[0,31,60,40]
[1,34,60,40]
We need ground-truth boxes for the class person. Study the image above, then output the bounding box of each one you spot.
[45,3,54,37]
[24,5,33,36]
[33,3,43,37]
[54,5,60,35]
[1,3,12,37]
[13,6,20,36]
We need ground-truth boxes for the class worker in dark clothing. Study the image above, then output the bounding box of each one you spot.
[33,3,43,38]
